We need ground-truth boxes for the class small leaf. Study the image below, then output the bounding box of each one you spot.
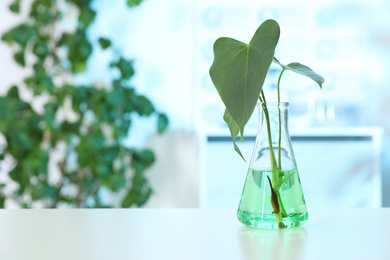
[31,183,45,201]
[14,51,26,66]
[127,0,143,7]
[78,6,96,29]
[223,109,246,162]
[9,0,21,13]
[132,150,155,168]
[64,30,92,73]
[111,57,135,80]
[273,58,324,88]
[33,40,50,57]
[44,185,57,199]
[7,85,21,99]
[98,37,111,49]
[133,95,155,116]
[1,24,38,47]
[1,31,13,44]
[121,171,153,208]
[157,113,169,133]
[72,62,87,73]
[0,193,5,208]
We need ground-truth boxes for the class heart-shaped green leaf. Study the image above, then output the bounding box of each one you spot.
[210,20,280,135]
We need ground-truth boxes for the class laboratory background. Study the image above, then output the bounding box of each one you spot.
[0,0,390,209]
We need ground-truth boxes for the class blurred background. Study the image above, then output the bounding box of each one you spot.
[0,0,389,208]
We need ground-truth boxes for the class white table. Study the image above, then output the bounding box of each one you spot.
[0,208,389,260]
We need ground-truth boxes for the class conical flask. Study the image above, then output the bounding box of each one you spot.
[237,102,308,229]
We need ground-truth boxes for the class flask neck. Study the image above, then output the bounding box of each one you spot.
[251,102,297,170]
[258,102,289,143]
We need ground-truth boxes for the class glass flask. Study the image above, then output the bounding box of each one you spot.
[237,102,308,229]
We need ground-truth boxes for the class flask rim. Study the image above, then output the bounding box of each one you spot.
[257,101,289,108]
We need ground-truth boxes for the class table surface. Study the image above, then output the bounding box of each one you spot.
[0,208,389,260]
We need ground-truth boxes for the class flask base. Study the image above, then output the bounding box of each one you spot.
[237,210,308,229]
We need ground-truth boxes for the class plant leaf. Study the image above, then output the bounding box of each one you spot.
[127,0,143,7]
[223,109,246,162]
[9,0,21,14]
[273,58,324,88]
[157,113,169,133]
[98,37,111,49]
[210,20,280,135]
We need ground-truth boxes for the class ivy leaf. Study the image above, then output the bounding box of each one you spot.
[31,183,46,201]
[24,63,54,94]
[111,57,135,80]
[121,178,152,208]
[60,30,93,73]
[121,149,155,207]
[33,40,50,58]
[14,51,26,66]
[209,20,280,137]
[78,6,96,29]
[157,113,169,133]
[0,192,5,208]
[127,0,144,7]
[7,85,21,99]
[223,109,246,162]
[30,1,54,24]
[10,164,30,194]
[1,24,38,47]
[132,149,155,169]
[98,37,111,49]
[9,0,21,13]
[133,95,155,116]
[273,57,324,88]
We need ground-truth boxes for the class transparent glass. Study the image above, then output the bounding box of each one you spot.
[237,102,308,229]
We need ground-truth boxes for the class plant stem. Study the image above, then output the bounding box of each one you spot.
[277,69,284,103]
[277,69,285,169]
[260,91,288,228]
[259,94,278,175]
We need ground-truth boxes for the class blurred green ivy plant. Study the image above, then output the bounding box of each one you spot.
[0,0,169,208]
